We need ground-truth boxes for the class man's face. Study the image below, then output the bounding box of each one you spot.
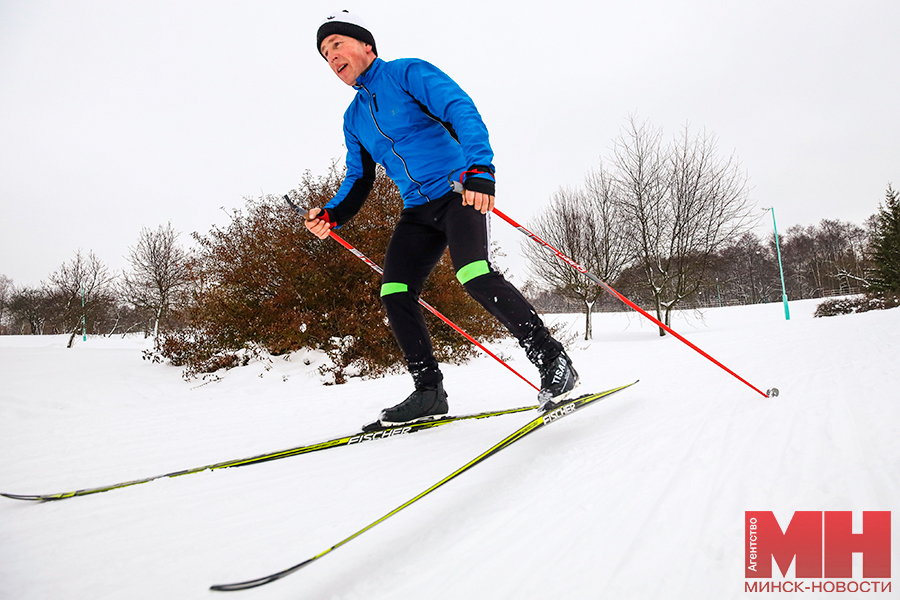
[320,34,375,86]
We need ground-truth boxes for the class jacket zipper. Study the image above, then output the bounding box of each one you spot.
[360,82,429,201]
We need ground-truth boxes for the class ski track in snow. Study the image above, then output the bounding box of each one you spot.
[1,298,898,599]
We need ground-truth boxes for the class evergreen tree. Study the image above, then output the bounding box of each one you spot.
[867,184,900,294]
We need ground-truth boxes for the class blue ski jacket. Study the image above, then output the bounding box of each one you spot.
[323,57,496,227]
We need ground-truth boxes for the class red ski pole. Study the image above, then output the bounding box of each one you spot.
[284,196,540,393]
[491,206,776,399]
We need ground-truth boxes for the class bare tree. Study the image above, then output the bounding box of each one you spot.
[815,219,868,292]
[0,274,12,333]
[614,117,756,334]
[8,286,49,334]
[523,163,629,339]
[121,222,191,338]
[46,250,117,346]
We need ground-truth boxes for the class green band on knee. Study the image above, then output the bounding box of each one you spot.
[380,282,409,297]
[456,260,491,285]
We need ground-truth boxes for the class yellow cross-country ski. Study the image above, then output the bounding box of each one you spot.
[211,381,638,592]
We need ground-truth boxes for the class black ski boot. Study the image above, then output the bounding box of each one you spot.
[536,350,579,410]
[378,365,449,426]
[524,327,580,410]
[379,382,449,426]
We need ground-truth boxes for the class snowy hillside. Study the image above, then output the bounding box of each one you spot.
[1,298,897,599]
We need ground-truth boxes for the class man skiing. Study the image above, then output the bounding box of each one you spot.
[306,10,578,427]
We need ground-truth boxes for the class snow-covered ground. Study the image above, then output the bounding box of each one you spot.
[1,298,897,599]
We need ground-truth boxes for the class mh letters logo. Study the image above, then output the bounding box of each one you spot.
[746,511,891,579]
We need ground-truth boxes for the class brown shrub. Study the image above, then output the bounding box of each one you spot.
[154,165,506,383]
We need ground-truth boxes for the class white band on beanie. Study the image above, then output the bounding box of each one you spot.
[320,10,370,31]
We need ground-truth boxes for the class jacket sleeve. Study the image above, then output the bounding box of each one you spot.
[395,59,496,193]
[323,125,376,227]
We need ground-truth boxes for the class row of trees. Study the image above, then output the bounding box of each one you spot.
[694,217,870,308]
[1,168,505,381]
[0,224,191,346]
[4,116,896,380]
[523,117,898,338]
[726,185,900,302]
[527,215,878,313]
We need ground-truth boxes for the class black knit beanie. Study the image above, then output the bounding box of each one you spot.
[317,10,377,58]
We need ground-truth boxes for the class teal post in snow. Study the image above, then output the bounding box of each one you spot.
[765,207,790,321]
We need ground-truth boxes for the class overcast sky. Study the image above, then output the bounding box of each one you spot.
[2,0,898,287]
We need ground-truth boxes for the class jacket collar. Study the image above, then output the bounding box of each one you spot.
[353,57,383,89]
